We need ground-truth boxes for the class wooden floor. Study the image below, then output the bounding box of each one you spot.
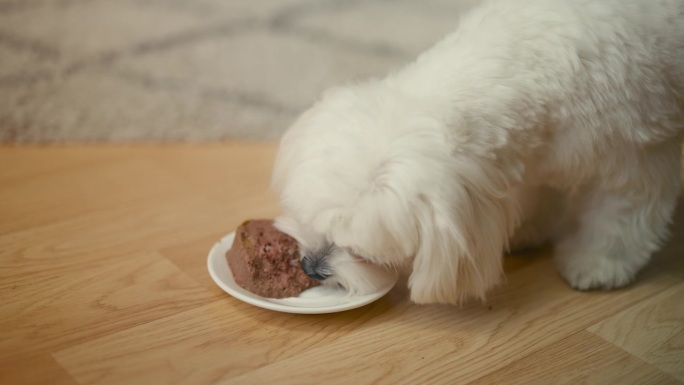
[1,145,683,385]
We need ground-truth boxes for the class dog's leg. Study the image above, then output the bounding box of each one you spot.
[553,145,682,290]
[508,185,566,252]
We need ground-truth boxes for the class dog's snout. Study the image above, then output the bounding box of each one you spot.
[301,255,330,281]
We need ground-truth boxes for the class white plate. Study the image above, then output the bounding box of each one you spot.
[207,232,397,314]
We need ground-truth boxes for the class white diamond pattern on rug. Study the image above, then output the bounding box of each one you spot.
[0,0,480,142]
[112,29,403,112]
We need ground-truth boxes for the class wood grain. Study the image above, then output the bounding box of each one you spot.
[0,157,183,234]
[0,354,78,385]
[469,331,681,385]
[1,145,682,385]
[217,257,682,385]
[0,250,214,361]
[589,283,684,381]
[53,298,401,385]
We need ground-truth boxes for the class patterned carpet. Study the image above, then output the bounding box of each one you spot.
[0,0,478,143]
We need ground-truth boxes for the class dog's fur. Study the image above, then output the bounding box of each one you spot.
[272,0,684,305]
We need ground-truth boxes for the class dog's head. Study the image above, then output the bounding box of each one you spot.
[272,83,516,304]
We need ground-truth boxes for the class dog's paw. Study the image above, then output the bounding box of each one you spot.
[554,253,637,291]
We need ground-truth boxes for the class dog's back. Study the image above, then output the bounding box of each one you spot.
[391,0,684,186]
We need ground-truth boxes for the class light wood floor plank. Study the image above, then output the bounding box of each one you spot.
[469,331,682,385]
[53,255,680,385]
[0,192,252,284]
[1,146,681,384]
[0,354,78,385]
[53,299,398,385]
[1,251,214,361]
[217,257,681,385]
[0,147,128,185]
[0,158,189,235]
[589,283,684,381]
[159,232,235,293]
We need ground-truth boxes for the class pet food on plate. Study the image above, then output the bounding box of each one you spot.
[226,219,320,298]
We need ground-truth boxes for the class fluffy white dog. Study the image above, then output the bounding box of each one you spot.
[272,0,684,305]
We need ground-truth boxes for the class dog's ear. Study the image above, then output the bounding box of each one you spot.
[409,179,516,305]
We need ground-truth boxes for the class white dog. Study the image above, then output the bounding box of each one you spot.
[272,0,684,305]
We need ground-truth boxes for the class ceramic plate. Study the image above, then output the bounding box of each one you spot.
[207,232,396,314]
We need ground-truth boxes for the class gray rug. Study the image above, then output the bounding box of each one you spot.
[0,0,479,143]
